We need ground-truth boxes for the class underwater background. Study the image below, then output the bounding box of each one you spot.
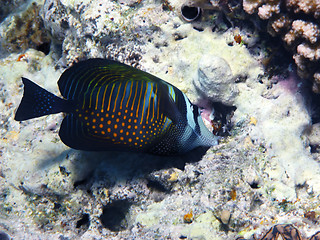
[0,0,320,239]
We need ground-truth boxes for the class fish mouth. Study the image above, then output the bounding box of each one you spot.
[201,110,214,133]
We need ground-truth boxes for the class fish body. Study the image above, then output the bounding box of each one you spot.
[15,59,218,155]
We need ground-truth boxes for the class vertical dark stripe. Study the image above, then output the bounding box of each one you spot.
[151,84,157,122]
[107,83,115,111]
[131,81,139,111]
[140,82,149,124]
[126,81,134,108]
[113,82,122,112]
[146,83,153,124]
[120,81,129,110]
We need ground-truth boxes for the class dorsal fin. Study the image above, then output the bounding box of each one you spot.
[58,59,156,100]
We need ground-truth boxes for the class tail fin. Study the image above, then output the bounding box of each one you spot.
[15,77,68,121]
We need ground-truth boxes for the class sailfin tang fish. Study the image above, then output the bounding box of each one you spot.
[15,59,218,155]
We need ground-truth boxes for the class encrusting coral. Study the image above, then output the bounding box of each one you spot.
[241,0,320,92]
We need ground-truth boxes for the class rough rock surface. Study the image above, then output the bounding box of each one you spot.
[193,54,238,106]
[0,0,29,22]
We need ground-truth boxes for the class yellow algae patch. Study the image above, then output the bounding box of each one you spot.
[168,171,178,182]
[249,116,257,125]
[243,136,254,148]
[5,131,19,141]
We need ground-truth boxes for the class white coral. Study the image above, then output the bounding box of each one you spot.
[258,2,280,19]
[243,0,263,14]
[297,43,320,60]
[292,20,319,44]
[286,0,320,18]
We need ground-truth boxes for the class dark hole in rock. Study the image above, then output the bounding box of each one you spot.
[181,5,201,22]
[60,19,69,29]
[74,178,88,188]
[59,166,70,176]
[36,41,51,55]
[48,3,54,10]
[147,179,170,193]
[100,200,131,231]
[193,26,204,32]
[54,202,61,210]
[76,213,90,229]
[310,144,319,153]
[208,102,236,137]
[249,180,260,189]
[307,88,320,124]
[73,171,94,188]
[173,33,185,41]
[85,34,93,39]
[0,231,10,240]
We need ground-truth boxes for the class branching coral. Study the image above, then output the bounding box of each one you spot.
[286,0,320,18]
[240,0,320,92]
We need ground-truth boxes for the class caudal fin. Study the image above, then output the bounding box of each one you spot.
[15,77,68,121]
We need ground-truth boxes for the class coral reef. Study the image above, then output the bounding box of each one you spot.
[41,0,169,66]
[178,0,320,92]
[1,0,320,239]
[241,0,320,92]
[0,2,51,55]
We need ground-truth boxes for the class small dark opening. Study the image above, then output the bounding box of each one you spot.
[53,202,61,210]
[0,231,10,240]
[249,181,260,189]
[74,176,91,188]
[310,144,319,153]
[147,179,170,193]
[181,6,201,22]
[100,200,131,231]
[76,213,90,229]
[36,41,51,55]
